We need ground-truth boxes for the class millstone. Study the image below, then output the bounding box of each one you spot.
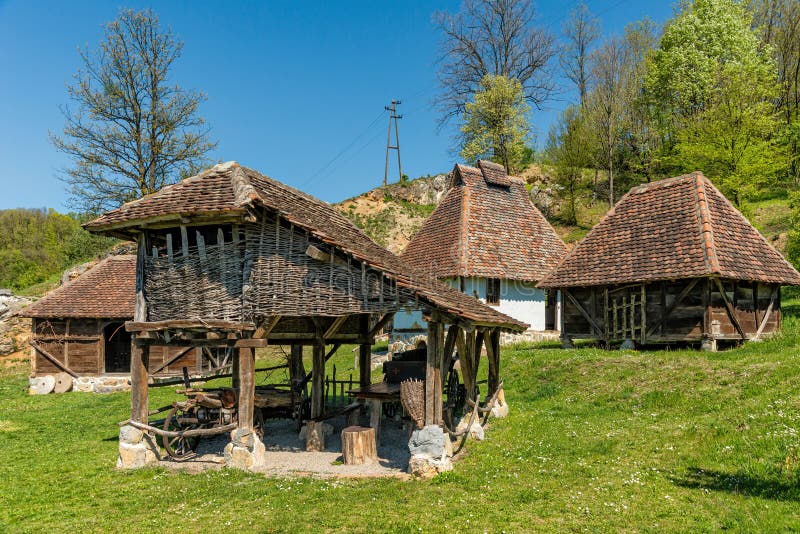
[53,372,73,393]
[30,375,56,395]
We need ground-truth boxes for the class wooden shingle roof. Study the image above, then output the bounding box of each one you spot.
[85,163,526,330]
[20,255,136,319]
[402,161,568,282]
[539,173,800,288]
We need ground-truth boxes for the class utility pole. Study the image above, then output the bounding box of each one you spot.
[383,100,403,186]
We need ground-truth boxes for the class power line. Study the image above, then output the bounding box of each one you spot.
[302,109,386,188]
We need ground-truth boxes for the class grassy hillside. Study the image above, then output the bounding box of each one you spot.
[2,298,800,531]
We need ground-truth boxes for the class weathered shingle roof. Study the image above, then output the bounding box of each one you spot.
[85,163,526,330]
[539,173,800,287]
[402,161,568,282]
[20,255,136,319]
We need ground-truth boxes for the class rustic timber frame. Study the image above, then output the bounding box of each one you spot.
[539,173,800,350]
[85,162,525,468]
[559,278,782,347]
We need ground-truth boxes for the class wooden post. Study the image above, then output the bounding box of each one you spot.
[238,347,255,430]
[311,334,326,420]
[231,347,241,389]
[358,315,371,388]
[425,316,443,426]
[130,342,149,423]
[369,399,382,444]
[290,344,305,392]
[486,329,500,396]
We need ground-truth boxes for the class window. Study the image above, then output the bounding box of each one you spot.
[486,278,501,305]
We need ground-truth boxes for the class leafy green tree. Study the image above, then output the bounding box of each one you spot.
[646,0,781,204]
[460,75,531,173]
[52,9,216,213]
[546,105,593,224]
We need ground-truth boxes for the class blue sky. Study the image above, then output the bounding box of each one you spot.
[0,0,674,211]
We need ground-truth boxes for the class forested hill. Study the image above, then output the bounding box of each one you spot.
[0,209,115,293]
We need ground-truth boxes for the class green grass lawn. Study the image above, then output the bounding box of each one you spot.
[2,314,800,532]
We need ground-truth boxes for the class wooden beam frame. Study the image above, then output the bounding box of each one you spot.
[324,316,348,339]
[29,341,79,378]
[645,278,699,337]
[149,346,193,375]
[712,278,746,339]
[752,285,778,340]
[366,312,395,340]
[563,288,605,337]
[254,315,282,339]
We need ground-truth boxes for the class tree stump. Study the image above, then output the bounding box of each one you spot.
[341,426,377,465]
[305,420,326,452]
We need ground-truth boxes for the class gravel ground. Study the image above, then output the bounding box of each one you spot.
[158,413,411,478]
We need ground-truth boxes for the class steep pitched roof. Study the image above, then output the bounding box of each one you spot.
[402,160,568,282]
[20,255,136,319]
[84,163,526,330]
[539,172,800,287]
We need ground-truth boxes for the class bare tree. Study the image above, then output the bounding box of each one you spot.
[52,9,216,213]
[560,3,600,108]
[434,0,556,125]
[588,38,628,206]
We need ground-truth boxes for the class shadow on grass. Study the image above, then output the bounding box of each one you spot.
[670,467,800,502]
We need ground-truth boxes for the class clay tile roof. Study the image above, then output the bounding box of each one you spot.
[20,255,136,319]
[539,172,800,287]
[84,163,526,330]
[402,161,568,282]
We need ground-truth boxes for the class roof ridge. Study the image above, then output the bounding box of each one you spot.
[459,168,470,277]
[694,173,721,273]
[229,163,262,207]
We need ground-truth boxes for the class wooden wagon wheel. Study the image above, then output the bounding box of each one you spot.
[446,367,466,418]
[162,405,201,459]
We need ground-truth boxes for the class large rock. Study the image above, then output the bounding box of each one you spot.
[408,454,453,478]
[224,431,266,471]
[117,432,159,469]
[298,421,333,440]
[409,425,446,459]
[456,417,484,441]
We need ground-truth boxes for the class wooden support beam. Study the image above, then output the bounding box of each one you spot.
[645,278,699,337]
[425,318,444,426]
[358,315,371,388]
[135,234,147,322]
[289,345,305,392]
[366,312,395,340]
[752,285,778,340]
[233,338,268,348]
[29,341,78,378]
[253,315,282,339]
[485,329,500,396]
[149,346,193,375]
[311,337,326,420]
[443,324,457,379]
[130,342,150,423]
[231,347,240,389]
[324,316,348,339]
[563,288,604,337]
[237,347,255,430]
[712,278,747,340]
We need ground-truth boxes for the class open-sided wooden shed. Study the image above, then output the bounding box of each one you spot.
[538,173,800,349]
[21,255,214,388]
[84,162,525,468]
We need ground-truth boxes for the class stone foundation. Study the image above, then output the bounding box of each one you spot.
[407,425,453,478]
[500,329,560,346]
[224,428,267,471]
[30,375,131,394]
[117,424,159,469]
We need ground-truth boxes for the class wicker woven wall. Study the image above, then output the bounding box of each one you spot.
[143,212,414,322]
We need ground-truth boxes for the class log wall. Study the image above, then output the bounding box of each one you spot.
[31,318,205,377]
[561,278,782,345]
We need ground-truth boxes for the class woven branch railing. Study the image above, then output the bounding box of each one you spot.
[145,240,244,322]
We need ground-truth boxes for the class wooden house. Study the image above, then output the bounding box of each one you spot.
[538,173,800,349]
[84,162,525,468]
[395,160,567,340]
[20,255,216,391]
